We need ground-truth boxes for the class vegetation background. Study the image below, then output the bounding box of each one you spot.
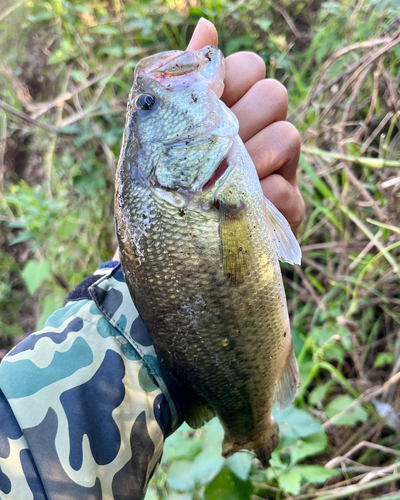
[1,0,400,498]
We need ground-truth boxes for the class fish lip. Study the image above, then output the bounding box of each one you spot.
[134,46,225,97]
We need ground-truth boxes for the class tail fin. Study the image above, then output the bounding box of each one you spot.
[222,418,279,468]
[253,418,279,467]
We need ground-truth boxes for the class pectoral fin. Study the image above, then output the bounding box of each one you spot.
[273,341,300,410]
[219,201,251,284]
[264,197,302,265]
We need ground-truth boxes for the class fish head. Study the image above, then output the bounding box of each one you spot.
[117,46,239,206]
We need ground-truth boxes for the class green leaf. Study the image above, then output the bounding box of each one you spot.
[144,486,158,500]
[189,7,209,18]
[295,465,338,484]
[278,469,302,495]
[124,46,144,56]
[48,39,73,64]
[9,232,34,245]
[70,70,85,83]
[273,406,323,446]
[205,469,253,500]
[92,24,120,35]
[373,352,393,368]
[192,445,225,485]
[98,46,123,58]
[225,36,255,56]
[290,432,327,464]
[325,395,368,426]
[21,260,51,295]
[163,423,203,462]
[323,344,345,362]
[166,460,195,491]
[202,418,224,447]
[309,381,334,406]
[37,293,64,330]
[225,452,252,481]
[254,18,273,31]
[166,494,193,500]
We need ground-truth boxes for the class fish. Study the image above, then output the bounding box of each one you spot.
[115,46,301,466]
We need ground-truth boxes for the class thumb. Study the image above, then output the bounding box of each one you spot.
[186,18,218,51]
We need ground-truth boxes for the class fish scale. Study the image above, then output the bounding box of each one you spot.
[115,45,301,465]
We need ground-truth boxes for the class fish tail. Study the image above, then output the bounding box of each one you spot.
[253,418,279,467]
[222,417,279,467]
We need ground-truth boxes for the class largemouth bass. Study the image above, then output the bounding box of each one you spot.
[115,46,301,466]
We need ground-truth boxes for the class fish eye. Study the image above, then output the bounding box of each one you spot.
[135,93,157,111]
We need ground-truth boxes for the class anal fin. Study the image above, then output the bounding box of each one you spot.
[274,341,300,410]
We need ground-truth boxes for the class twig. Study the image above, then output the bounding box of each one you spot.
[314,471,400,500]
[276,3,309,39]
[320,33,400,122]
[0,64,34,110]
[382,68,400,112]
[0,109,6,189]
[92,123,116,174]
[360,111,395,154]
[348,0,366,36]
[294,265,327,312]
[381,175,400,189]
[326,441,400,469]
[0,99,58,134]
[359,461,400,485]
[323,371,400,429]
[30,57,137,119]
[302,147,400,168]
[343,161,387,220]
[294,473,371,499]
[341,66,372,126]
[0,0,25,22]
[349,229,383,270]
[365,58,383,124]
[302,35,397,119]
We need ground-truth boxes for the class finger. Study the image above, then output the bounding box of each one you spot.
[231,79,288,143]
[245,121,301,186]
[113,248,120,261]
[261,174,305,231]
[221,52,266,107]
[186,18,218,51]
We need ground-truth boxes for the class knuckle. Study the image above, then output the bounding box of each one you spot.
[291,191,306,230]
[253,79,288,114]
[240,52,266,79]
[282,122,301,152]
[265,79,288,106]
[272,121,301,154]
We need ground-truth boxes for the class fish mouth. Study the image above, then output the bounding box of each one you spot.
[135,46,225,98]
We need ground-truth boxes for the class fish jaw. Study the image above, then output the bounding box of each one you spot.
[135,46,225,97]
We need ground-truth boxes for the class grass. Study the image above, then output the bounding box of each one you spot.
[1,0,400,498]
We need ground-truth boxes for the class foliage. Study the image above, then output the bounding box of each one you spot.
[1,0,400,497]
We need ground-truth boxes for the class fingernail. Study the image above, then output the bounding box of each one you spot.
[187,17,211,50]
[192,17,207,36]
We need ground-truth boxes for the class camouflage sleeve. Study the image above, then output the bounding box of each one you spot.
[0,262,181,500]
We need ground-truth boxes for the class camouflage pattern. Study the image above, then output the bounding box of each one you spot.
[0,262,180,500]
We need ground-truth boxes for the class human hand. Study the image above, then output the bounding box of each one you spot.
[187,18,305,231]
